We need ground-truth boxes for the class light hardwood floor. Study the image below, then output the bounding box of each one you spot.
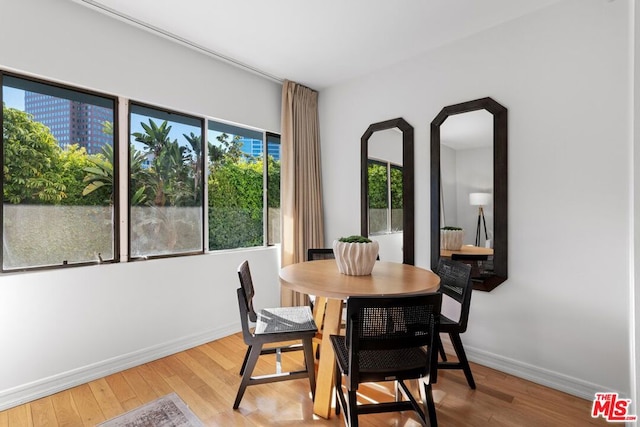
[0,333,607,426]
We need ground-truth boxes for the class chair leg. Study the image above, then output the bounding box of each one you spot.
[347,389,359,427]
[334,363,342,416]
[239,345,251,375]
[302,337,316,399]
[418,378,427,407]
[436,334,447,362]
[422,382,438,427]
[233,343,262,409]
[450,332,476,389]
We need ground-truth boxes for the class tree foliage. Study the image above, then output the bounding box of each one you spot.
[3,105,115,206]
[3,106,66,204]
[367,162,403,209]
[368,163,388,209]
[390,166,403,209]
[131,119,202,207]
[208,132,261,249]
[3,107,280,250]
[82,143,114,204]
[58,144,107,205]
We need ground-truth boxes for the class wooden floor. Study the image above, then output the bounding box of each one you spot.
[0,333,607,426]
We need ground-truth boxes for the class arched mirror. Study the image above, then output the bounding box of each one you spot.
[431,98,507,291]
[361,118,414,265]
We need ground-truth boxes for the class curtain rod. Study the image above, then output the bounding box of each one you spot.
[76,0,284,84]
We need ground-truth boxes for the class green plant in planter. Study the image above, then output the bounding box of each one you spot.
[334,235,378,275]
[338,235,372,243]
[441,226,462,231]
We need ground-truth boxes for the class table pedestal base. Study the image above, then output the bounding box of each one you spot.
[312,298,343,419]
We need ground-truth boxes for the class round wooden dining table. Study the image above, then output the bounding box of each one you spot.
[279,259,441,419]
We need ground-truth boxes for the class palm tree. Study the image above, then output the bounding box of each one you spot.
[132,119,172,159]
[183,132,203,204]
[83,144,148,205]
[132,119,174,206]
[82,144,114,202]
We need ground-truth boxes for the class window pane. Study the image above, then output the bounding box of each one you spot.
[129,104,203,258]
[267,133,281,245]
[2,74,116,270]
[368,160,388,235]
[207,120,264,250]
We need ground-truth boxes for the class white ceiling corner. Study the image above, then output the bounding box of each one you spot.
[75,0,564,90]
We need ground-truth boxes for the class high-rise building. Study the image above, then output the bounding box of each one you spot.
[24,92,112,155]
[239,136,280,161]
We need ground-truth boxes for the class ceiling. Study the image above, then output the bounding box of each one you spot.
[77,0,562,90]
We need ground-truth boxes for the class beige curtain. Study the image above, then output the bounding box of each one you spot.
[280,80,325,306]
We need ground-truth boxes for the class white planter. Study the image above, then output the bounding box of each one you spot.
[332,240,379,276]
[441,229,464,250]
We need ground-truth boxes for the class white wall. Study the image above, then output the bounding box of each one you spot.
[0,0,282,410]
[441,145,458,227]
[320,0,633,399]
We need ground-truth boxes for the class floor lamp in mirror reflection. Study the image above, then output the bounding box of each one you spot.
[470,192,491,247]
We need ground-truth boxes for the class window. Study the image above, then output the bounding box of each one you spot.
[266,132,281,245]
[368,159,403,235]
[1,73,117,271]
[207,120,276,250]
[1,70,281,272]
[129,103,204,258]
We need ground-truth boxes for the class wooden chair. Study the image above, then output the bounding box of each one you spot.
[436,258,476,389]
[330,294,442,427]
[233,260,317,409]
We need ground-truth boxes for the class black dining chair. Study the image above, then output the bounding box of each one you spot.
[436,258,476,389]
[307,248,336,261]
[233,260,318,409]
[330,293,442,427]
[306,248,336,310]
[450,253,492,281]
[308,248,379,262]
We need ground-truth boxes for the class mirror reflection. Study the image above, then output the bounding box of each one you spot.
[440,110,493,247]
[361,118,414,265]
[367,128,403,262]
[368,128,403,234]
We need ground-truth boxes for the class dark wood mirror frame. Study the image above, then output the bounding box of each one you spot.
[361,118,414,265]
[430,98,507,291]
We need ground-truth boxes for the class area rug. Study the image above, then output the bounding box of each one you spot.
[97,393,204,427]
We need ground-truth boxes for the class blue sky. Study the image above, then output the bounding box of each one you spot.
[3,86,24,109]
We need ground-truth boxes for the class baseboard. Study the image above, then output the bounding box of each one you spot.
[0,322,240,411]
[2,327,609,412]
[463,344,605,400]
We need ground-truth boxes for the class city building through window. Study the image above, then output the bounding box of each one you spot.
[2,74,117,271]
[0,71,281,272]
